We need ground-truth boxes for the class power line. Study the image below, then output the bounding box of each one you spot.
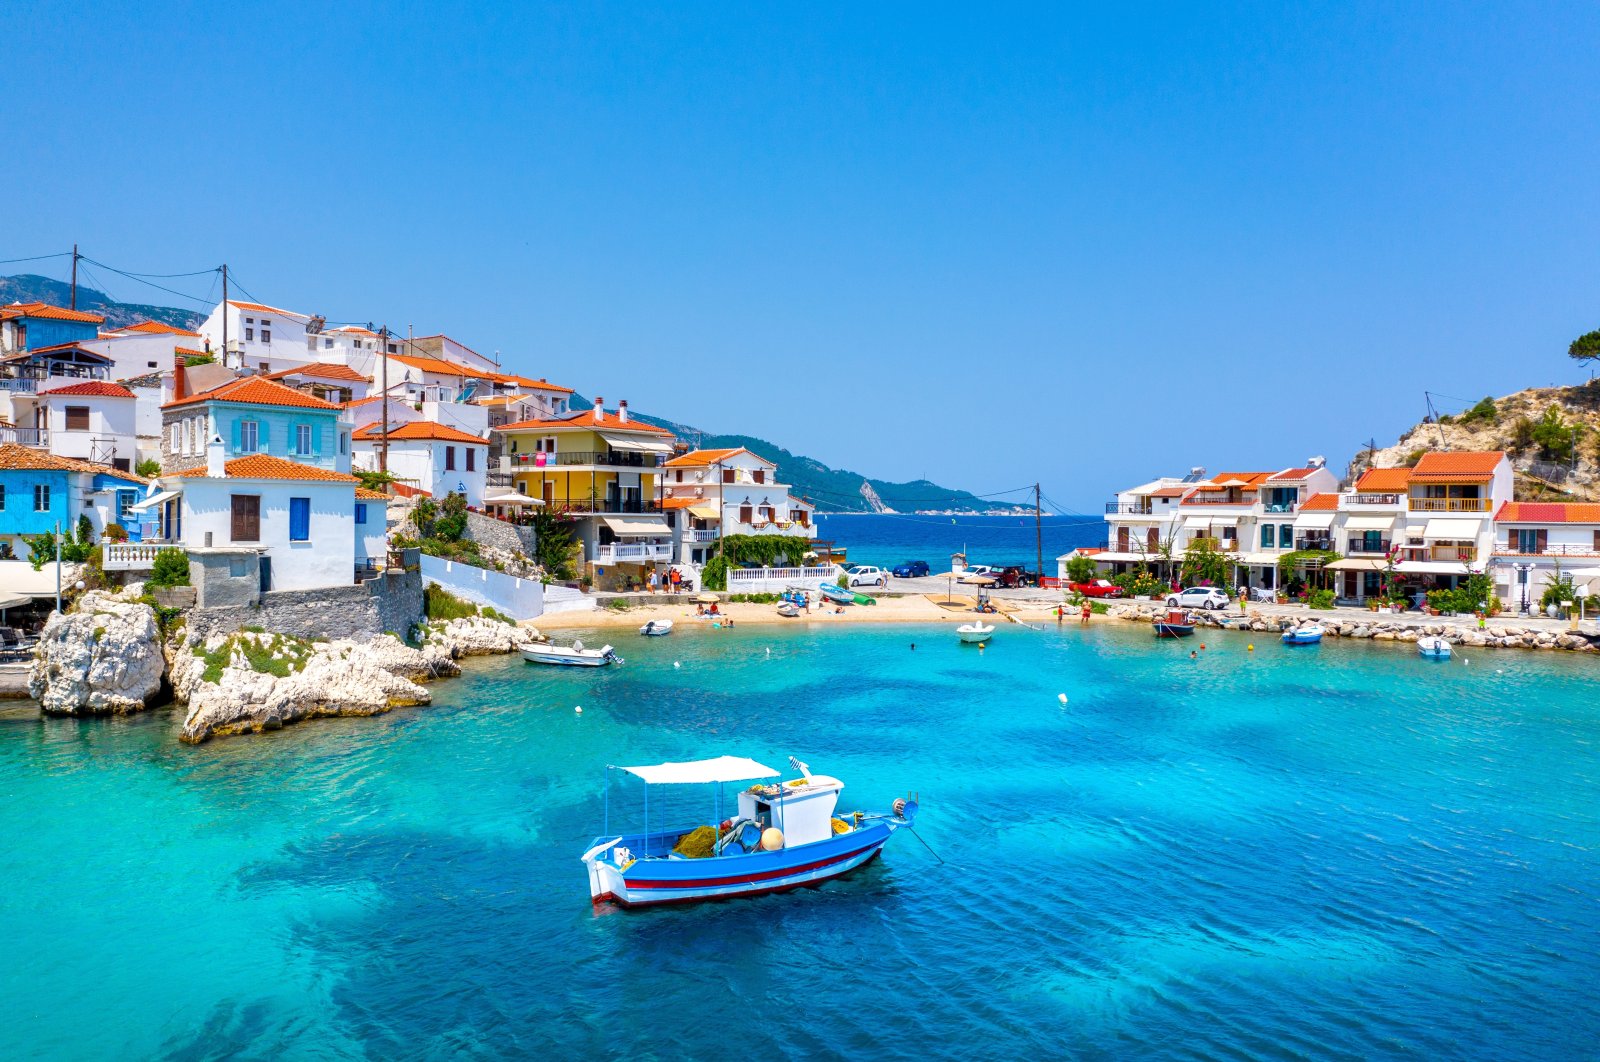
[79,256,218,306]
[0,251,73,266]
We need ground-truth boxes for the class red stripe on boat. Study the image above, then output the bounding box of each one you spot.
[625,840,884,890]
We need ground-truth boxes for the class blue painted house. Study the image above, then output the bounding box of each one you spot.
[0,444,146,560]
[0,303,106,354]
[159,375,352,475]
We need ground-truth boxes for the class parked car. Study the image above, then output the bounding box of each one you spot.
[991,566,1040,588]
[846,565,890,588]
[1165,586,1231,610]
[1069,579,1125,599]
[958,565,1000,585]
[892,560,930,578]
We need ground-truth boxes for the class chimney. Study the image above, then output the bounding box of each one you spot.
[206,433,226,477]
[173,359,188,402]
[618,399,628,423]
[592,396,603,418]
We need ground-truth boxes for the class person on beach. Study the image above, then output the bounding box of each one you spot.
[1238,586,1249,613]
[671,569,682,594]
[1080,601,1091,625]
[647,570,658,593]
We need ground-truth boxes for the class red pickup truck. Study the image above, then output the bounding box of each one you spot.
[1069,579,1125,599]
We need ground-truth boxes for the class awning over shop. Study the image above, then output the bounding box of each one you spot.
[1238,552,1280,566]
[600,515,672,536]
[1345,515,1397,531]
[1293,511,1336,530]
[129,489,180,512]
[597,430,674,454]
[1087,551,1144,563]
[688,504,720,520]
[0,592,32,610]
[1324,557,1386,572]
[483,491,542,506]
[1183,516,1212,530]
[1423,518,1480,539]
[1397,560,1470,575]
[0,560,82,597]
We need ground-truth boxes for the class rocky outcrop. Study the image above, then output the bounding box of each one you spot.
[421,615,529,658]
[29,591,166,715]
[172,631,461,744]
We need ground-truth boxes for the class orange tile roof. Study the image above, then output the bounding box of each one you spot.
[1269,467,1319,481]
[497,408,674,436]
[0,302,105,324]
[487,371,575,393]
[1300,492,1340,511]
[1355,467,1412,491]
[0,443,145,481]
[328,326,380,338]
[1410,451,1505,480]
[664,447,766,467]
[228,300,306,318]
[355,487,391,502]
[386,353,493,379]
[265,362,369,383]
[352,420,487,444]
[39,381,136,399]
[1147,486,1189,498]
[169,454,358,483]
[175,347,207,358]
[661,496,700,510]
[163,375,341,411]
[1495,502,1600,524]
[118,319,200,337]
[391,482,431,498]
[342,395,385,408]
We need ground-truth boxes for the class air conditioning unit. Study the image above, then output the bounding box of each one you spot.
[694,488,704,497]
[694,471,706,482]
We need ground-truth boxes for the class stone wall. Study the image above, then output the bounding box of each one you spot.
[463,511,535,557]
[188,569,424,641]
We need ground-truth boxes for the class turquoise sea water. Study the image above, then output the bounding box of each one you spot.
[814,512,1102,569]
[4,623,1599,1060]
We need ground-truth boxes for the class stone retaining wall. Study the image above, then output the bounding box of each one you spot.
[187,570,424,642]
[463,511,535,557]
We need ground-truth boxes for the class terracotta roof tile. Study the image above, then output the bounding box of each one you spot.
[118,320,200,337]
[664,447,765,467]
[169,454,358,483]
[175,347,207,358]
[496,408,674,436]
[1147,486,1188,498]
[391,482,431,498]
[1355,467,1412,491]
[228,300,306,318]
[0,302,105,324]
[39,381,136,399]
[1299,492,1340,511]
[1410,451,1505,480]
[385,353,493,379]
[265,362,369,383]
[0,443,145,481]
[1495,502,1600,523]
[352,420,487,444]
[162,375,340,411]
[355,488,391,502]
[661,496,700,509]
[486,371,575,393]
[1268,467,1319,481]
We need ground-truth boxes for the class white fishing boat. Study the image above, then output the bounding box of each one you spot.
[1418,634,1452,660]
[522,639,621,667]
[957,621,995,644]
[639,619,674,637]
[776,601,801,618]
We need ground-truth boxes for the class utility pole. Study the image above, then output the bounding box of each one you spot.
[221,264,229,358]
[380,325,390,473]
[54,520,62,615]
[1035,483,1043,583]
[69,245,79,309]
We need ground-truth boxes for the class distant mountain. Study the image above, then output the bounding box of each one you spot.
[0,273,206,331]
[574,398,1025,514]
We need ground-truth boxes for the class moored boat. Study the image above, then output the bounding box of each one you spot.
[522,640,621,667]
[1153,609,1195,637]
[956,621,995,644]
[581,755,917,907]
[1418,634,1452,659]
[1282,623,1324,645]
[639,619,673,636]
[818,583,853,605]
[776,601,801,618]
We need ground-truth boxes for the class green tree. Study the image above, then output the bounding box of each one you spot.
[135,458,162,478]
[1458,396,1498,426]
[1179,537,1233,589]
[1064,554,1097,583]
[354,468,396,492]
[528,507,578,580]
[1569,329,1600,364]
[1530,405,1581,462]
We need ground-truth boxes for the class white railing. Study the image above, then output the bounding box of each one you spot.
[0,426,47,446]
[726,565,842,593]
[595,542,673,564]
[689,529,718,542]
[101,541,167,571]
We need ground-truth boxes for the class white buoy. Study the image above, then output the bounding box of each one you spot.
[1058,693,1068,705]
[674,661,681,669]
[575,706,583,714]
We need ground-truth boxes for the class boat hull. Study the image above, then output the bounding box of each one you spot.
[1153,623,1194,638]
[585,821,899,907]
[522,647,616,667]
[957,627,994,644]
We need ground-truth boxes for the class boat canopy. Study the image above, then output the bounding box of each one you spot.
[614,755,779,785]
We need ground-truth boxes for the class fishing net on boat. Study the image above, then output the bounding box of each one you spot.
[672,825,719,859]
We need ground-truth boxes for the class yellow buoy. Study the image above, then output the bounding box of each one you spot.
[760,827,785,851]
[1247,645,1254,651]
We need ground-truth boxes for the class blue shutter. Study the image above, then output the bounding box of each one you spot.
[355,503,367,525]
[289,497,310,541]
[257,421,268,453]
[230,417,241,452]
[314,422,323,456]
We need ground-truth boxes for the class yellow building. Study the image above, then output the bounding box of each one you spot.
[493,398,677,582]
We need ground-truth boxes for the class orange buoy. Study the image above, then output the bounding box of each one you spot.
[760,827,785,851]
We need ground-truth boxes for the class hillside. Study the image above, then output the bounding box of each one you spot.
[0,273,205,331]
[575,401,1027,514]
[1353,381,1600,501]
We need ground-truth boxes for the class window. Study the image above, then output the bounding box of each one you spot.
[324,338,334,349]
[1260,524,1273,548]
[262,330,271,343]
[34,484,50,511]
[245,317,254,324]
[675,470,683,482]
[0,483,5,510]
[230,495,260,541]
[739,504,753,523]
[445,446,456,471]
[1279,524,1293,548]
[355,503,368,525]
[239,420,259,453]
[289,497,310,542]
[117,491,134,523]
[753,470,765,484]
[1511,528,1545,553]
[245,327,254,341]
[64,406,89,431]
[189,418,198,454]
[723,469,736,484]
[229,557,247,578]
[466,448,475,471]
[261,319,271,327]
[169,422,178,450]
[339,432,348,455]
[294,424,312,455]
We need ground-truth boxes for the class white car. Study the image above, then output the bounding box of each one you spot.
[846,565,890,588]
[958,565,1000,585]
[1165,586,1232,611]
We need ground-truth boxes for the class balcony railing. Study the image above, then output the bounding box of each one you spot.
[0,426,47,446]
[1294,537,1334,551]
[0,376,38,393]
[1428,545,1477,562]
[549,499,662,515]
[101,541,169,571]
[1106,503,1154,515]
[595,542,673,564]
[1346,538,1392,555]
[501,450,664,470]
[1491,543,1600,557]
[1261,502,1296,514]
[1408,497,1491,512]
[1181,495,1253,506]
[1345,492,1402,506]
[689,528,719,542]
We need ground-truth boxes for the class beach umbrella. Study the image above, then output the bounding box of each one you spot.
[694,592,720,604]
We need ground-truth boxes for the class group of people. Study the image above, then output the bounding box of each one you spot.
[646,568,685,594]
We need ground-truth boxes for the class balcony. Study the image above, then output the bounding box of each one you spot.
[0,376,37,393]
[1295,537,1334,551]
[1261,502,1297,514]
[1428,544,1477,562]
[501,450,664,470]
[1491,543,1600,558]
[595,542,673,564]
[1181,495,1253,506]
[102,541,171,571]
[1345,538,1392,555]
[1408,497,1491,512]
[1344,492,1402,507]
[551,499,662,515]
[1106,502,1155,515]
[689,528,718,542]
[0,426,47,447]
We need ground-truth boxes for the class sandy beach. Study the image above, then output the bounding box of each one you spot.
[533,592,1071,630]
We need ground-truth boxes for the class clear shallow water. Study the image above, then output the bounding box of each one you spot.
[3,625,1599,1060]
[814,512,1102,569]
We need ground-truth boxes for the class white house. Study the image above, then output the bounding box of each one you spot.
[196,300,317,374]
[408,334,500,374]
[355,488,391,573]
[1489,502,1600,613]
[160,445,363,591]
[661,447,815,566]
[38,381,139,472]
[264,362,371,405]
[351,420,489,506]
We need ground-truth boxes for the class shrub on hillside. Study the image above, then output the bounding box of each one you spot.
[147,548,191,588]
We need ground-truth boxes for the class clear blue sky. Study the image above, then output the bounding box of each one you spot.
[7,3,1600,512]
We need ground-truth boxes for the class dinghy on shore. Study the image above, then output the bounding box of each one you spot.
[639,619,673,637]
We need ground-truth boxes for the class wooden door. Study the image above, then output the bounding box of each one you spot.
[231,495,260,542]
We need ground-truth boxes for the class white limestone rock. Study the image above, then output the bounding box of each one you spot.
[28,592,166,715]
[422,615,525,658]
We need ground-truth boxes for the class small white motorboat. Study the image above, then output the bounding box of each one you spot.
[957,621,995,645]
[639,619,674,637]
[522,639,621,667]
[776,602,801,618]
[1418,635,1452,660]
[1282,623,1324,645]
